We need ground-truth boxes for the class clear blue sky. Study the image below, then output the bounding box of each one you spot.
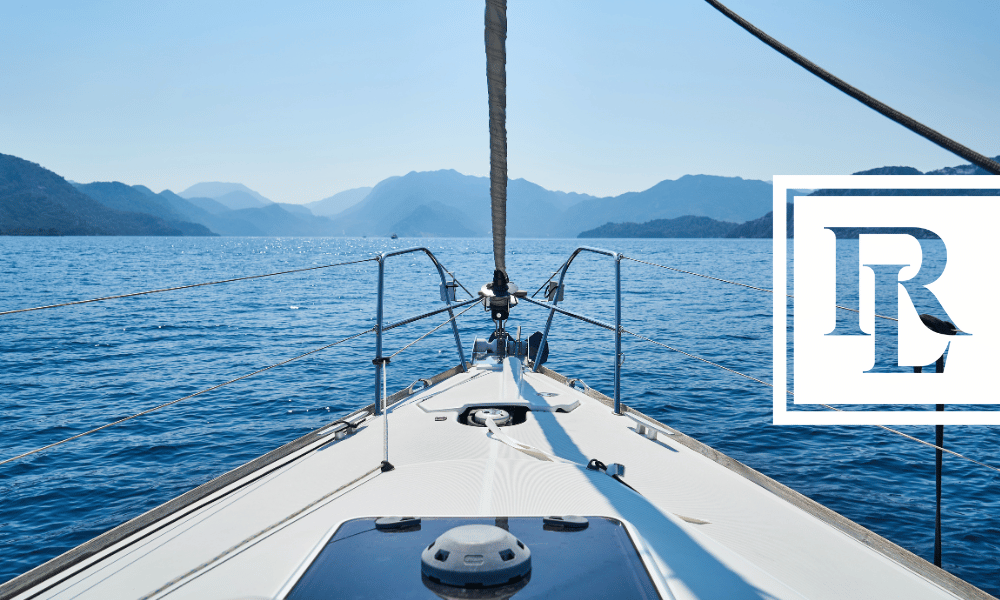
[2,0,998,203]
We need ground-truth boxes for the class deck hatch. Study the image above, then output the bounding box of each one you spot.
[283,516,660,599]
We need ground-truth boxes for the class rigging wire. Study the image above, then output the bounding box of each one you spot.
[388,302,479,359]
[381,297,481,333]
[0,297,482,467]
[0,257,378,317]
[703,0,1000,175]
[621,255,898,322]
[530,261,568,299]
[520,293,1000,477]
[0,327,376,467]
[443,268,476,299]
[626,328,1000,476]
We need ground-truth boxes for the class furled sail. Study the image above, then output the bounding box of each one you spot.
[485,0,507,273]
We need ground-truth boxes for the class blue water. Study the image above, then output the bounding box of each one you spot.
[1,237,997,594]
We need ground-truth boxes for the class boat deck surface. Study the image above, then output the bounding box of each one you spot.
[7,358,990,600]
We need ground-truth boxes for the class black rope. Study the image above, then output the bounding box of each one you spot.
[0,257,379,317]
[703,0,1000,175]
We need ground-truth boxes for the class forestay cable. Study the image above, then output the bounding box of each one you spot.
[0,257,378,317]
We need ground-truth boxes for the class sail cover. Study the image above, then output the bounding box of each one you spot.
[485,0,507,272]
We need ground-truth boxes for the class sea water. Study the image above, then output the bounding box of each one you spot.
[1,237,997,594]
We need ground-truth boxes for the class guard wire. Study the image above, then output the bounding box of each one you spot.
[519,295,1000,477]
[381,297,481,333]
[521,296,614,331]
[0,327,376,466]
[626,329,1000,477]
[530,261,569,299]
[388,302,479,359]
[0,257,378,317]
[703,0,1000,175]
[1,298,484,466]
[137,465,383,599]
[621,255,898,322]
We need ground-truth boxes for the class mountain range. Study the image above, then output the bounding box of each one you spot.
[3,152,996,238]
[0,154,777,237]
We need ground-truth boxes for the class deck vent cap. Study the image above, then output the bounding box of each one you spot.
[375,516,421,531]
[420,525,530,587]
[471,408,511,427]
[542,515,589,530]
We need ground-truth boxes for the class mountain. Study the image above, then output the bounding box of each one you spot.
[580,215,738,238]
[179,182,272,208]
[564,175,773,235]
[73,182,215,236]
[0,153,187,236]
[389,202,478,238]
[809,161,1000,198]
[926,156,1000,175]
[228,204,335,236]
[726,204,793,239]
[724,157,1000,238]
[183,196,231,214]
[305,187,373,217]
[149,189,266,236]
[277,202,314,217]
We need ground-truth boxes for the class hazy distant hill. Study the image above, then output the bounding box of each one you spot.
[180,195,228,214]
[723,158,1000,238]
[277,203,313,217]
[228,204,336,236]
[0,153,186,236]
[179,182,272,208]
[580,215,738,238]
[306,187,373,217]
[726,204,792,239]
[213,190,270,210]
[139,188,266,236]
[73,182,215,236]
[389,201,478,238]
[565,175,772,235]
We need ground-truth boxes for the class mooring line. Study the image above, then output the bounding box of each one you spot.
[0,257,378,317]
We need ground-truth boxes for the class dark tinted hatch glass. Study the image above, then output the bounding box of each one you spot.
[286,516,660,599]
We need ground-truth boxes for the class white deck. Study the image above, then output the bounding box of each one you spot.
[9,358,984,600]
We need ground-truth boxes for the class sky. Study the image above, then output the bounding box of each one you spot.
[2,0,998,204]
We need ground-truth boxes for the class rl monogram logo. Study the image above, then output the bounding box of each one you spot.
[773,175,1000,425]
[824,227,968,374]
